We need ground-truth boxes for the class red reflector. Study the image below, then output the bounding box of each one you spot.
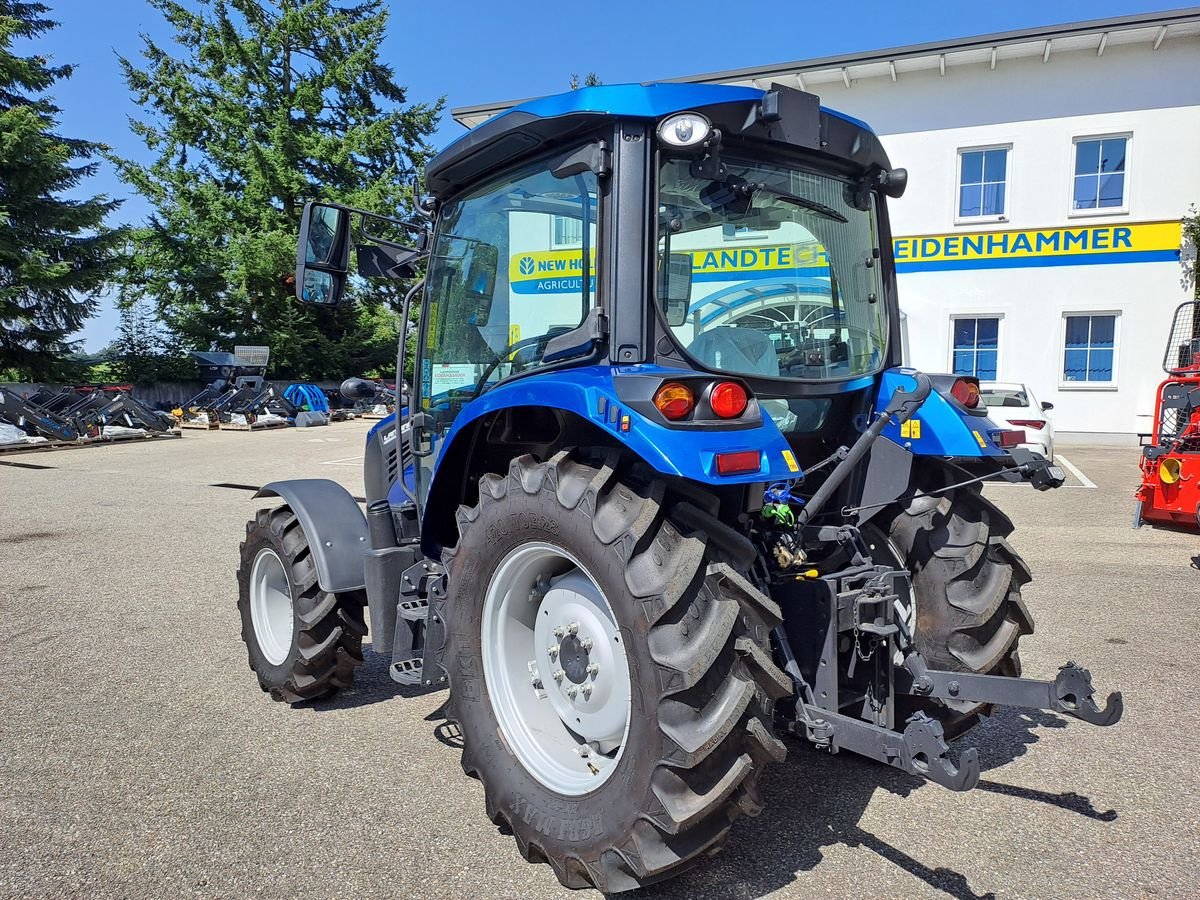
[950,378,981,409]
[1009,419,1046,430]
[710,382,749,419]
[715,450,760,475]
[992,429,1027,448]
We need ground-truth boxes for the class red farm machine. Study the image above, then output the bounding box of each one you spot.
[1135,300,1200,530]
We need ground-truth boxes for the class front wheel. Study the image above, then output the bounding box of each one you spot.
[237,506,366,703]
[435,453,791,892]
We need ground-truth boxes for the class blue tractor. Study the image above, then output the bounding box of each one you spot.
[236,84,1121,891]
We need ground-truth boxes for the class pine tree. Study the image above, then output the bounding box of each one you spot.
[0,1,125,380]
[569,72,603,90]
[115,0,441,381]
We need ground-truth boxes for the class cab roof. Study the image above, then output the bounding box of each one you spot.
[425,82,890,198]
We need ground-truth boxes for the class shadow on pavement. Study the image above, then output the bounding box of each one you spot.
[303,651,1118,899]
[617,707,1116,900]
[299,644,441,710]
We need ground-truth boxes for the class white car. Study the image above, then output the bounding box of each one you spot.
[979,381,1055,459]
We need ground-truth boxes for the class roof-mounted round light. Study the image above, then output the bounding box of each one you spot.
[657,112,712,149]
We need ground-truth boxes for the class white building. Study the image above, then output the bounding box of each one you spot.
[453,9,1200,438]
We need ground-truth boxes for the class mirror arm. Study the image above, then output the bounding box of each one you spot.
[390,277,425,504]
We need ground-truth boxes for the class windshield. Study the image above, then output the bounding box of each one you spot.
[981,387,1031,408]
[657,154,887,383]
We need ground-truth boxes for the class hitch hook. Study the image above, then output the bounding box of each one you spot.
[898,712,980,792]
[1054,661,1124,726]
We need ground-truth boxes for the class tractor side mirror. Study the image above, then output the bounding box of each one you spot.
[461,241,499,326]
[659,252,693,327]
[296,202,351,304]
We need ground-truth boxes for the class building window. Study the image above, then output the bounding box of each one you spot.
[957,147,1008,219]
[551,214,583,248]
[1072,136,1127,212]
[1063,314,1117,383]
[951,316,1000,380]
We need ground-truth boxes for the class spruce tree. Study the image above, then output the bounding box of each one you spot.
[115,0,441,381]
[0,1,124,380]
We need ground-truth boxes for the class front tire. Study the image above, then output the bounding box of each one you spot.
[435,453,790,892]
[237,506,366,703]
[878,464,1035,738]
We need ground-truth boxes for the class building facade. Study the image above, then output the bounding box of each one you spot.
[453,10,1200,437]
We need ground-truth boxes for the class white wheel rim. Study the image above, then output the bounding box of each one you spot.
[250,548,294,666]
[481,542,632,796]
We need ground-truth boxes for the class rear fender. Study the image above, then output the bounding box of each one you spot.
[876,368,1008,458]
[415,364,800,554]
[254,479,368,592]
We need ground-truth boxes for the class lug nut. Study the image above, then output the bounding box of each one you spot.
[580,637,593,651]
[586,663,599,676]
[566,686,578,699]
[552,625,565,638]
[553,669,565,682]
[567,622,580,635]
[581,684,593,698]
[576,745,590,758]
[547,645,559,659]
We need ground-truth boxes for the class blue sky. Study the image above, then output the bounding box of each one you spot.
[29,0,1179,350]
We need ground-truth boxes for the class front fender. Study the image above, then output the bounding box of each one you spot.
[255,479,368,592]
[426,364,803,491]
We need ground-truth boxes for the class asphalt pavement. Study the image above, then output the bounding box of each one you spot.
[1,424,1197,898]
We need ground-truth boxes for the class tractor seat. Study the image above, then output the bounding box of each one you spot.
[687,326,780,377]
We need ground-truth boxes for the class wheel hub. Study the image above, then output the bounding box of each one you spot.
[558,634,589,683]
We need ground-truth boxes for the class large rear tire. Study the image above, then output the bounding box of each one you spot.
[876,465,1034,738]
[237,506,367,703]
[435,453,791,892]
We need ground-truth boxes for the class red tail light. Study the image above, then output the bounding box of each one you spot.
[653,382,694,420]
[715,450,761,475]
[991,429,1027,448]
[1009,419,1046,430]
[950,378,981,409]
[710,382,748,419]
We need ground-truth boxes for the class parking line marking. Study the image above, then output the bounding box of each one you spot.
[321,455,363,467]
[1054,454,1097,489]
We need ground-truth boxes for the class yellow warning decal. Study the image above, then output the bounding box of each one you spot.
[972,430,986,448]
[782,449,800,473]
[900,419,922,440]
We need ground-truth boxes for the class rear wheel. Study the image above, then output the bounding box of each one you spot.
[876,464,1034,738]
[435,452,791,892]
[237,506,366,703]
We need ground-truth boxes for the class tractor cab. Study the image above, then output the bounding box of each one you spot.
[237,82,1121,894]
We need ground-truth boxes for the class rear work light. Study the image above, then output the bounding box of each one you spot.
[1009,419,1047,430]
[715,450,761,475]
[653,382,694,420]
[950,378,981,409]
[709,382,748,419]
[991,429,1027,448]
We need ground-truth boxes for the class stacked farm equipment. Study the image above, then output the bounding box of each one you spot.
[1135,299,1200,529]
[337,376,401,419]
[0,383,180,452]
[174,346,297,430]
